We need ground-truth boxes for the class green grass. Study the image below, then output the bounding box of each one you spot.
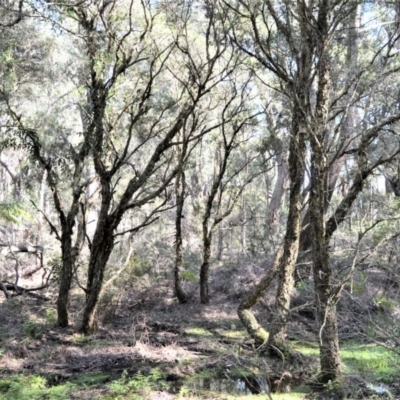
[215,328,247,339]
[341,344,399,383]
[296,341,399,384]
[184,327,214,337]
[293,341,319,356]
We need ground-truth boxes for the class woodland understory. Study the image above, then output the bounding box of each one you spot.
[1,0,400,399]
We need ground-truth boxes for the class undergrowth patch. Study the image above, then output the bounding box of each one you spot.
[0,375,75,400]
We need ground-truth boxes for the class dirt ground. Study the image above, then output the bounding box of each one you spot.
[0,275,399,399]
[0,280,313,398]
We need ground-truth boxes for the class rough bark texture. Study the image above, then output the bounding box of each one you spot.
[266,108,306,355]
[299,157,344,252]
[299,4,360,254]
[174,171,189,303]
[81,181,114,334]
[266,1,312,354]
[310,0,342,383]
[267,146,288,227]
[57,234,74,327]
[200,234,212,304]
[199,134,235,303]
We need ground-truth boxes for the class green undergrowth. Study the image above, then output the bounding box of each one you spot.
[103,368,168,399]
[2,340,397,399]
[175,390,308,399]
[0,375,75,400]
[72,373,110,386]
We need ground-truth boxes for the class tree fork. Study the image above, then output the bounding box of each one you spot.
[237,246,283,349]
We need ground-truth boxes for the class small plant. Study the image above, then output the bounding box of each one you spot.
[45,309,57,325]
[128,256,153,278]
[177,385,192,398]
[70,334,91,344]
[373,294,397,312]
[23,320,43,339]
[181,270,197,282]
[106,368,167,399]
[74,373,109,386]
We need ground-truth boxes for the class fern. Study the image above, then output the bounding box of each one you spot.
[106,368,167,399]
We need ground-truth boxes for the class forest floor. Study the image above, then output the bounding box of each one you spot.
[0,278,400,400]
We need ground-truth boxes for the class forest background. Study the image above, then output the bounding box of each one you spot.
[1,1,400,399]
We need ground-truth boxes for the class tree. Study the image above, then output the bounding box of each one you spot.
[226,0,400,383]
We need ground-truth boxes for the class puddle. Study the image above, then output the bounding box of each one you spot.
[188,376,270,395]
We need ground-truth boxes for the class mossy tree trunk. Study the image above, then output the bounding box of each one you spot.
[266,110,306,355]
[266,1,313,355]
[237,246,283,349]
[309,0,341,382]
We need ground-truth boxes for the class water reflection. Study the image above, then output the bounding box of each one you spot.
[188,376,270,396]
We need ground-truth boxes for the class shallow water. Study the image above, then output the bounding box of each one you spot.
[187,376,269,395]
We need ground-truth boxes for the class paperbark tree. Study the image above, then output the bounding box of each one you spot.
[226,0,400,383]
[227,0,309,355]
[0,2,87,327]
[75,0,244,333]
[199,92,260,304]
[174,165,189,304]
[4,0,239,331]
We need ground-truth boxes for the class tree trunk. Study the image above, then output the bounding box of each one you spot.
[299,156,345,252]
[310,0,342,382]
[240,193,247,254]
[237,101,306,352]
[266,1,312,352]
[217,226,224,261]
[80,180,115,334]
[267,145,288,227]
[266,104,306,355]
[57,210,85,327]
[299,4,360,254]
[80,223,114,334]
[174,170,189,303]
[237,245,283,348]
[310,148,341,382]
[200,234,212,304]
[57,232,74,327]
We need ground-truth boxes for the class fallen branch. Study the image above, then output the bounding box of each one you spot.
[1,282,50,300]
